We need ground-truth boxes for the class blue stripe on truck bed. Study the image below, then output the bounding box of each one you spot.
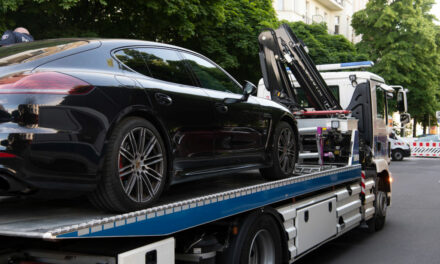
[56,165,361,238]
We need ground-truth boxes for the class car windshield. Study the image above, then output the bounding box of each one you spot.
[0,39,89,67]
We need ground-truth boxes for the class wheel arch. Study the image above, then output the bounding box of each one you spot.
[367,164,391,205]
[262,206,291,263]
[103,107,173,176]
[377,169,391,194]
[224,207,290,263]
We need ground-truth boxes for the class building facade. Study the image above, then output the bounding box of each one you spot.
[273,0,368,43]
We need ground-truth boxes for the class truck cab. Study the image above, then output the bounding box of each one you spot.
[258,62,409,171]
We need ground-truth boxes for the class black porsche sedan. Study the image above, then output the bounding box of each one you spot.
[0,39,298,212]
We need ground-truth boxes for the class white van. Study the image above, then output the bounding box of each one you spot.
[389,131,411,161]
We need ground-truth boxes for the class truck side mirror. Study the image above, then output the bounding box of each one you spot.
[397,90,407,113]
[400,113,410,125]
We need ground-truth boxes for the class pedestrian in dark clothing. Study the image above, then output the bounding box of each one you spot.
[0,27,34,46]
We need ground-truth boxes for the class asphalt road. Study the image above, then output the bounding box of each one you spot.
[297,157,440,264]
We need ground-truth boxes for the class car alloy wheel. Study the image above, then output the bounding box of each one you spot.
[118,127,164,203]
[277,127,296,174]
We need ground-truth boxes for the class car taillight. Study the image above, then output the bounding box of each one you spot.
[0,72,94,95]
[0,152,16,158]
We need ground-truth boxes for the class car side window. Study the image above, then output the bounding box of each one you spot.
[114,48,194,86]
[114,49,151,77]
[181,52,242,94]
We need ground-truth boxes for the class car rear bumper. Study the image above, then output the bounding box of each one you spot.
[0,93,111,194]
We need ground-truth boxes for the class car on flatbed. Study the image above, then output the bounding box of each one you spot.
[0,39,298,213]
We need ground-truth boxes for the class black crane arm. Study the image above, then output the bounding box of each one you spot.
[258,24,342,111]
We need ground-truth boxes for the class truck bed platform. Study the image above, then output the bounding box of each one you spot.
[0,164,361,240]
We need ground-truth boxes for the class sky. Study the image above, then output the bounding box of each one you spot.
[433,1,440,24]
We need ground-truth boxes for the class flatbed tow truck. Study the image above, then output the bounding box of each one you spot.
[0,24,396,264]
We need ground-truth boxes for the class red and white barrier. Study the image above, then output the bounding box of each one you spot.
[408,140,440,157]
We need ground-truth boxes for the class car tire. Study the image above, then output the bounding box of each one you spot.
[392,149,404,161]
[260,121,297,180]
[89,117,167,213]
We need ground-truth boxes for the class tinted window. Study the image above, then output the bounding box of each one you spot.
[115,49,151,76]
[328,85,339,102]
[115,48,193,86]
[182,52,242,94]
[376,87,386,120]
[294,85,339,108]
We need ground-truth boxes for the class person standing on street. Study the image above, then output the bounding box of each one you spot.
[0,27,34,46]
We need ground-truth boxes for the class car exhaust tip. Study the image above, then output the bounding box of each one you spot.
[0,174,9,191]
[0,171,27,193]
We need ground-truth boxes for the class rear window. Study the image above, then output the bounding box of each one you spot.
[294,85,339,108]
[0,40,89,67]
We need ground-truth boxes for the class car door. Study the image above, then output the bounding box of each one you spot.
[180,51,268,165]
[114,47,217,179]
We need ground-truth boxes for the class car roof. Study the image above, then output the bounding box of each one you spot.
[95,38,194,52]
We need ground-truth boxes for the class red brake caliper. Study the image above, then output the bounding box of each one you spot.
[119,155,124,178]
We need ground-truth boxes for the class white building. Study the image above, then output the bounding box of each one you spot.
[273,0,368,43]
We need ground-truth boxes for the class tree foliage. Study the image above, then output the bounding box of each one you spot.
[352,0,440,133]
[0,0,278,83]
[285,21,368,64]
[2,0,367,85]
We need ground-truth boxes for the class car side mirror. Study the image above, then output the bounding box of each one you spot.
[242,81,257,101]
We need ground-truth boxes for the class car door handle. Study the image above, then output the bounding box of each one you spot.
[155,93,173,106]
[215,103,228,113]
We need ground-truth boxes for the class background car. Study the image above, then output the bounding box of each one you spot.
[0,39,298,212]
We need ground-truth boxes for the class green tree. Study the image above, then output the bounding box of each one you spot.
[0,0,279,83]
[352,0,440,136]
[284,21,368,64]
[178,0,278,84]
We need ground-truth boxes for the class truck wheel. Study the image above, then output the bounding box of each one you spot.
[366,178,387,232]
[219,213,283,264]
[392,149,404,161]
[89,117,167,213]
[374,190,387,230]
[260,121,297,180]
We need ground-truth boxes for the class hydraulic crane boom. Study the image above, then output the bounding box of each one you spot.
[258,23,342,111]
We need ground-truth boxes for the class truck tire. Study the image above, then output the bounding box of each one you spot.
[373,190,387,230]
[89,117,167,213]
[260,121,297,180]
[219,213,283,264]
[367,176,387,232]
[392,149,404,161]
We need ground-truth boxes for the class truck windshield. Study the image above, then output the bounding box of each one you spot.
[0,39,89,67]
